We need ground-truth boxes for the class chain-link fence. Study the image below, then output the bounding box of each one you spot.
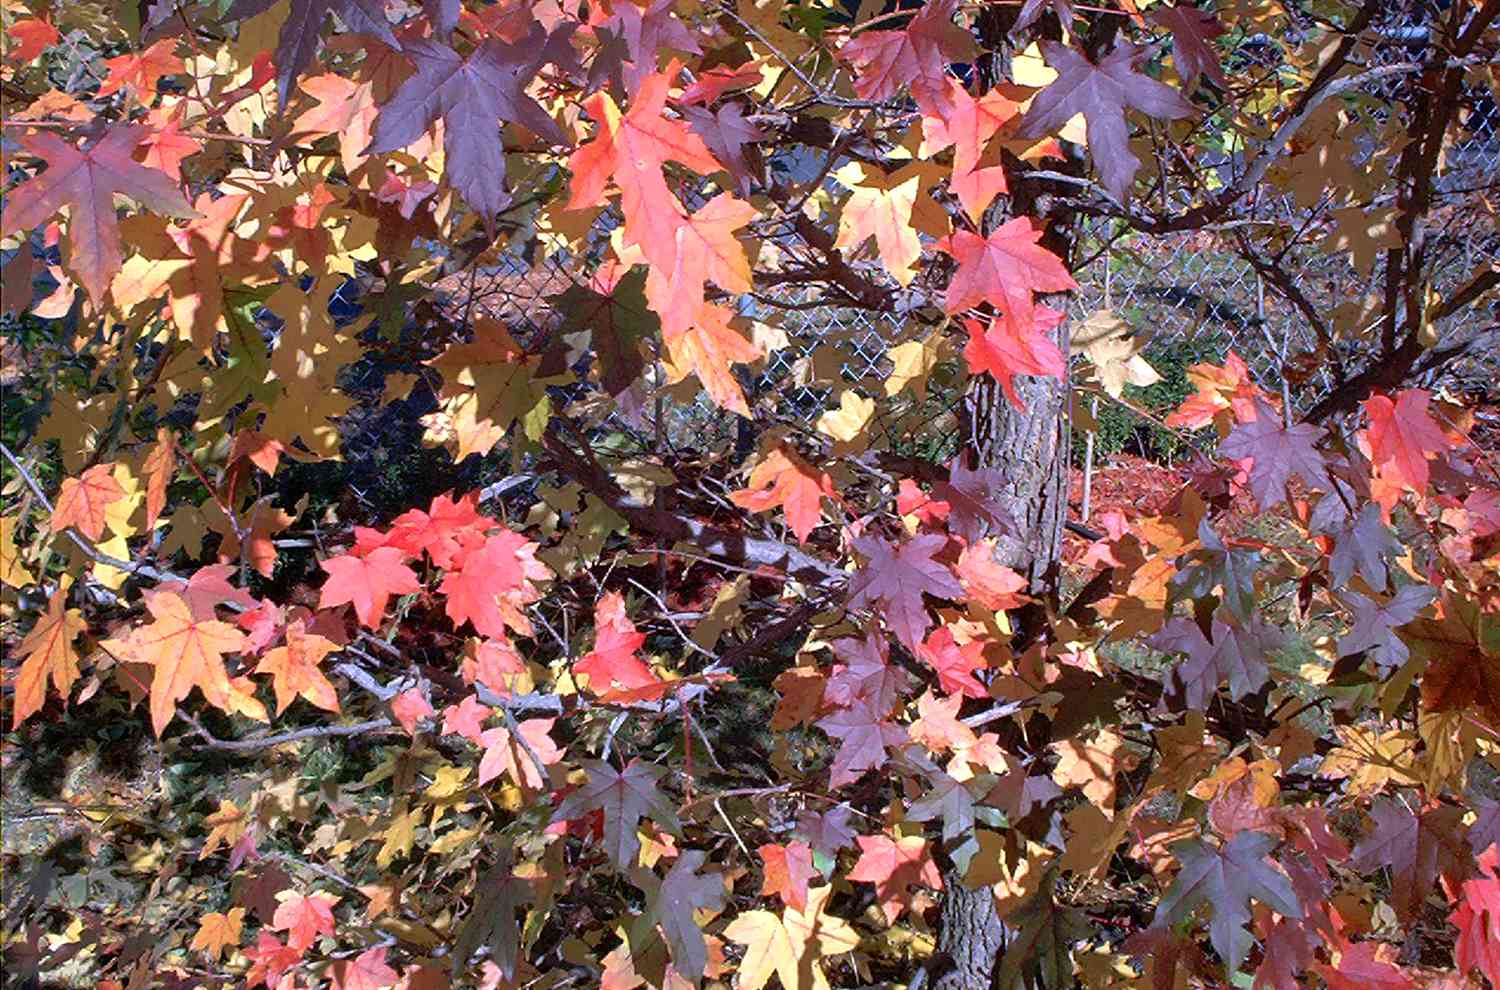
[450,29,1500,454]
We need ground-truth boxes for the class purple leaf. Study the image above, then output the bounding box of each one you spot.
[817,699,908,788]
[1016,41,1194,202]
[847,533,964,651]
[1217,398,1330,509]
[1337,583,1434,670]
[1153,831,1303,972]
[1149,5,1229,90]
[365,24,578,221]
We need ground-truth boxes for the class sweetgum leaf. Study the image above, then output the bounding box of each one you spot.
[847,533,964,651]
[587,0,702,96]
[1169,518,1262,623]
[1337,584,1434,670]
[816,699,909,788]
[1217,398,1331,508]
[0,125,195,303]
[1149,5,1229,89]
[824,634,908,712]
[1149,615,1283,708]
[365,24,579,221]
[1321,502,1402,592]
[1153,831,1302,972]
[681,103,765,195]
[838,0,975,114]
[452,846,529,981]
[228,0,400,106]
[550,269,656,396]
[1348,799,1470,922]
[933,459,1019,543]
[648,849,725,982]
[550,759,682,870]
[1016,41,1195,202]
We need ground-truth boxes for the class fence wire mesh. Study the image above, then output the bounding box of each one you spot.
[452,36,1499,453]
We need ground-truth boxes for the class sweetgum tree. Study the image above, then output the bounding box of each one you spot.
[2,1,1500,989]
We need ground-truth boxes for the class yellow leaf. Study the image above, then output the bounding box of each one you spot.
[1071,310,1161,398]
[377,801,418,867]
[0,514,34,588]
[722,886,860,990]
[199,799,247,861]
[885,335,947,399]
[816,390,874,444]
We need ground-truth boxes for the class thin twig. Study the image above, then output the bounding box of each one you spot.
[185,714,398,752]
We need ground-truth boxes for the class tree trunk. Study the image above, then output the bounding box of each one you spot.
[927,317,1072,990]
[922,6,1082,985]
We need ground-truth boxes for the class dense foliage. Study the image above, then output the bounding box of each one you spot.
[2,1,1499,989]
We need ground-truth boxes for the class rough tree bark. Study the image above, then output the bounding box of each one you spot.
[922,7,1078,987]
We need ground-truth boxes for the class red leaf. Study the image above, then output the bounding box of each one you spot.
[271,891,338,952]
[1363,389,1452,493]
[319,546,421,629]
[938,217,1077,318]
[962,303,1066,409]
[0,124,195,302]
[916,625,989,698]
[838,0,975,114]
[439,529,550,639]
[332,946,401,990]
[575,592,661,697]
[846,833,943,923]
[1450,844,1500,986]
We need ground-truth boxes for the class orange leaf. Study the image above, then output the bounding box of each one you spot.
[51,463,127,540]
[729,445,838,544]
[956,540,1030,611]
[142,428,175,531]
[759,841,817,912]
[191,907,245,963]
[11,589,85,727]
[660,302,762,417]
[96,38,182,99]
[254,620,341,715]
[478,717,563,790]
[390,688,436,734]
[770,667,827,731]
[961,303,1066,409]
[566,61,723,270]
[645,191,756,335]
[126,590,248,736]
